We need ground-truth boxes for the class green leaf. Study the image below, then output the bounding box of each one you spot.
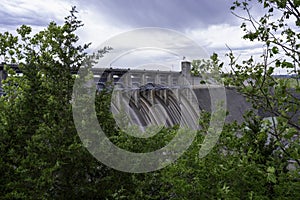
[271,46,279,54]
[282,61,294,68]
[268,7,274,12]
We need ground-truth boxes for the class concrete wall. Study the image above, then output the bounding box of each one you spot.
[193,87,252,124]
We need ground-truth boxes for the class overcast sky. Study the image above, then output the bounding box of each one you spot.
[0,0,265,70]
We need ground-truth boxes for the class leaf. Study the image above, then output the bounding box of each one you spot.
[267,173,277,183]
[283,128,298,139]
[268,7,274,12]
[271,46,279,54]
[267,166,275,173]
[282,61,294,68]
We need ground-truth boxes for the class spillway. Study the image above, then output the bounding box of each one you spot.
[110,83,200,132]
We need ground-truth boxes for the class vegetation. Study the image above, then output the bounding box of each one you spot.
[0,1,299,199]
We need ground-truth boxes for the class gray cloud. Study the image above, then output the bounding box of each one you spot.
[0,0,243,34]
[0,0,70,28]
[79,0,239,30]
[0,11,49,27]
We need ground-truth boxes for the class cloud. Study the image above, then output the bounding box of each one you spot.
[0,0,267,70]
[0,0,73,28]
[75,8,128,50]
[75,0,239,30]
[74,0,265,66]
[89,28,209,70]
[186,23,263,50]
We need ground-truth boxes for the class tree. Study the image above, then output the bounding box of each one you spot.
[220,0,300,197]
[1,2,299,199]
[142,0,300,199]
[0,7,113,199]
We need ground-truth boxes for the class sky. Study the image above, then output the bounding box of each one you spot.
[0,0,266,71]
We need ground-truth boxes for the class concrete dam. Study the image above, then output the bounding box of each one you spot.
[87,61,251,131]
[0,62,252,130]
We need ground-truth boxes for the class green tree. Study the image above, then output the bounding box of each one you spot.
[142,0,300,199]
[221,0,300,198]
[0,7,112,199]
[1,2,299,199]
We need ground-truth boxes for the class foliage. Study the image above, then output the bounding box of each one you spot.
[226,0,300,166]
[0,2,300,199]
[221,0,300,198]
[191,53,224,84]
[0,7,112,199]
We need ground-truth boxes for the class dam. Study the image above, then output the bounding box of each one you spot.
[85,61,251,129]
[0,61,252,128]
